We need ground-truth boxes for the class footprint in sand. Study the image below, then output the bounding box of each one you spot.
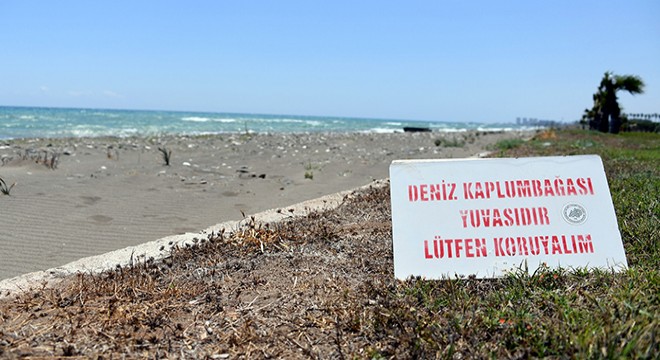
[80,195,102,206]
[89,215,113,224]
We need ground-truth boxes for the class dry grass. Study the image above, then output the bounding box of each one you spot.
[0,183,393,358]
[1,147,61,169]
[1,129,658,359]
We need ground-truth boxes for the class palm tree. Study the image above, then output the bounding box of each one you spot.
[586,72,645,133]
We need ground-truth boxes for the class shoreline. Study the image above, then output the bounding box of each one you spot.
[0,130,533,281]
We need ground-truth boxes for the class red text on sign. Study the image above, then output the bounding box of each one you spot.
[408,182,458,202]
[424,236,488,259]
[493,234,594,256]
[460,207,550,228]
[463,177,595,200]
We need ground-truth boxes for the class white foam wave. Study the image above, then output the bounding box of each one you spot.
[256,118,326,127]
[119,128,139,135]
[182,117,211,122]
[368,127,399,134]
[91,112,120,118]
[182,116,237,123]
[431,128,468,133]
[272,118,305,124]
[69,129,104,137]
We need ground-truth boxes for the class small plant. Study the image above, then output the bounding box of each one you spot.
[434,136,465,147]
[304,161,318,180]
[13,148,60,169]
[158,147,172,166]
[46,151,60,169]
[238,122,254,141]
[106,146,119,160]
[0,176,15,195]
[495,138,524,151]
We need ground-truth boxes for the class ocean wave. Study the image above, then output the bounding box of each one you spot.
[68,129,105,138]
[90,112,120,118]
[368,127,399,134]
[433,128,468,133]
[0,106,538,139]
[265,118,305,124]
[181,116,212,122]
[181,116,237,123]
[119,128,139,135]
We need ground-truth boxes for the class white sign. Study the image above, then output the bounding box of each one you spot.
[389,155,628,279]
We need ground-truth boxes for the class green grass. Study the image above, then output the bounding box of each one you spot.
[494,138,525,151]
[434,136,466,147]
[304,161,320,180]
[358,130,659,358]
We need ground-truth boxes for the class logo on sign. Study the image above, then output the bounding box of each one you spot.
[562,203,587,225]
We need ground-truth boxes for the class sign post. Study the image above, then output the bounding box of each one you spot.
[389,155,628,279]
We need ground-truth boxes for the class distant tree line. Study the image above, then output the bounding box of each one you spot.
[622,118,660,133]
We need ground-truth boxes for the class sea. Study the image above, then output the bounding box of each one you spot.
[0,106,534,140]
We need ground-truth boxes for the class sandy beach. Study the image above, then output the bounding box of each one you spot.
[0,130,529,280]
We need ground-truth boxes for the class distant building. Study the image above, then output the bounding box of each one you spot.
[516,117,560,127]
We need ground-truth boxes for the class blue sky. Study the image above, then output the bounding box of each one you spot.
[1,1,658,123]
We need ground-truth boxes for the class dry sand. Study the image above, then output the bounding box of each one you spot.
[0,131,530,281]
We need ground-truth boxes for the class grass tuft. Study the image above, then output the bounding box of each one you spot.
[434,136,465,147]
[157,147,172,166]
[0,176,15,195]
[494,138,525,151]
[304,161,319,180]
